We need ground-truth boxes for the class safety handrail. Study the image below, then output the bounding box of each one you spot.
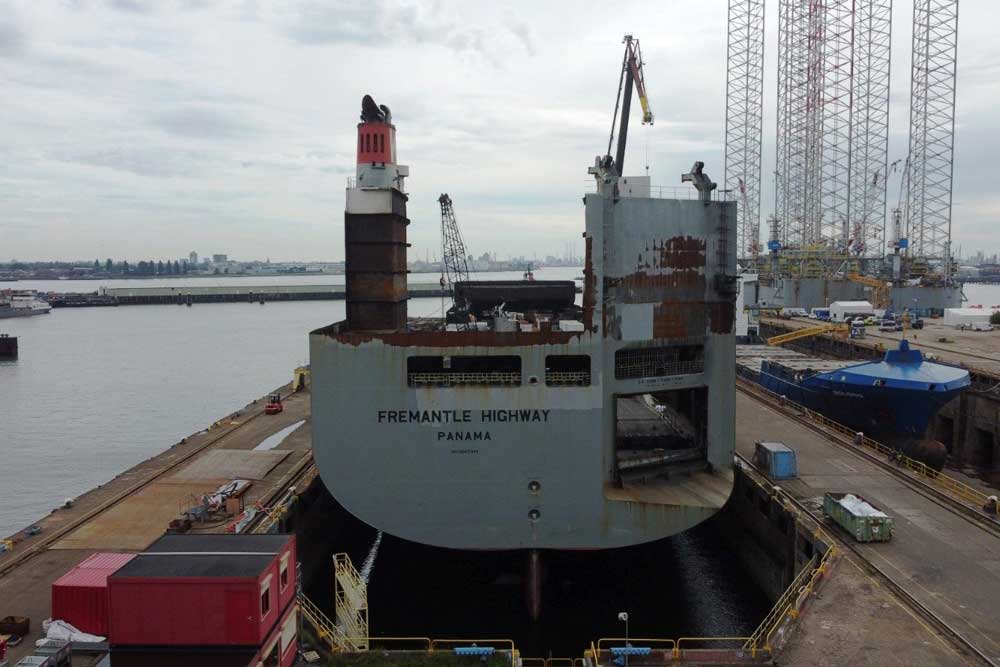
[744,554,817,653]
[342,636,433,651]
[766,545,837,649]
[298,592,351,652]
[596,637,677,651]
[430,638,516,653]
[674,636,754,659]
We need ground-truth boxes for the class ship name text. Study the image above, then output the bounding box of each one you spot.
[377,409,551,424]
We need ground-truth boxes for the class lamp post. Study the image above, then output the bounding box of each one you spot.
[618,611,629,667]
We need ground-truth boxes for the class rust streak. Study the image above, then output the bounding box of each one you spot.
[653,301,706,339]
[708,301,735,334]
[329,328,583,348]
[659,236,706,270]
[582,235,596,333]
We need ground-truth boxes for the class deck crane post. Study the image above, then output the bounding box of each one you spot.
[438,193,471,316]
[605,35,654,176]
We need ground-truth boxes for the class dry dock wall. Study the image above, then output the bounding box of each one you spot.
[718,465,827,602]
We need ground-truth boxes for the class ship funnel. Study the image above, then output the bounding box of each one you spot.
[345,94,410,332]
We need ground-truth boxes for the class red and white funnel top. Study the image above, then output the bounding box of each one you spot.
[352,94,408,191]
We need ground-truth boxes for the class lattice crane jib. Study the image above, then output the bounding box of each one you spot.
[725,0,766,262]
[906,0,958,270]
[438,193,470,294]
[849,0,892,259]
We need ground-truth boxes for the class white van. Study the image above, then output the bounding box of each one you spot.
[971,321,994,332]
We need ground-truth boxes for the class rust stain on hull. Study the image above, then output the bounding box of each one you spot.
[657,236,705,270]
[708,302,735,334]
[317,322,584,348]
[653,301,707,339]
[582,235,596,333]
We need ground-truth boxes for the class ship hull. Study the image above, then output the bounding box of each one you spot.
[0,307,49,319]
[759,364,962,443]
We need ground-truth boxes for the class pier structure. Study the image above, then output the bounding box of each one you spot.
[0,382,315,665]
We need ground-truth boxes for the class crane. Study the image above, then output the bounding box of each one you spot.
[605,35,653,176]
[847,272,890,310]
[438,193,470,304]
[766,322,845,346]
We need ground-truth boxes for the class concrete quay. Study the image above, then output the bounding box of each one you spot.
[0,384,313,665]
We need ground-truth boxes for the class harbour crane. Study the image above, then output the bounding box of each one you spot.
[604,35,654,176]
[438,193,470,308]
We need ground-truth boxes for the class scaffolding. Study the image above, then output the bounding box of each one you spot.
[849,0,892,258]
[724,0,766,261]
[906,0,959,268]
[818,0,855,251]
[776,0,826,248]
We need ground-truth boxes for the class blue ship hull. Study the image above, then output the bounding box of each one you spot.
[758,367,963,443]
[756,340,970,460]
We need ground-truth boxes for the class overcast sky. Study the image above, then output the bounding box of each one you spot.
[1,0,997,263]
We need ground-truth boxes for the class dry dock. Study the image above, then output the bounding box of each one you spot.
[736,382,1000,665]
[0,384,313,665]
[3,367,1000,664]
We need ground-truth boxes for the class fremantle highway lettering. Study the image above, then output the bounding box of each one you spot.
[376,409,551,444]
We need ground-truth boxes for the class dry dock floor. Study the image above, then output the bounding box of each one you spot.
[737,390,1000,665]
[0,386,311,664]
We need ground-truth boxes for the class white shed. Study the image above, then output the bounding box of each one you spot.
[829,301,874,322]
[943,308,999,328]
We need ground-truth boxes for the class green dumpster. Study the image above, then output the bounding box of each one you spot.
[823,492,894,543]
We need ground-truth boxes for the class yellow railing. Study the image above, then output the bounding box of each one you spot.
[766,545,837,650]
[430,638,516,653]
[739,378,993,510]
[744,554,819,654]
[675,636,755,659]
[344,636,433,651]
[335,552,365,591]
[298,592,352,653]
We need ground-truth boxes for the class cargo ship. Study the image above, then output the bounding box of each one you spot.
[737,342,970,468]
[309,95,738,552]
[0,290,51,318]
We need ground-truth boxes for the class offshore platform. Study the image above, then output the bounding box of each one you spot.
[724,0,962,315]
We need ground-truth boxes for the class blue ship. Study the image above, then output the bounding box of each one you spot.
[755,340,970,468]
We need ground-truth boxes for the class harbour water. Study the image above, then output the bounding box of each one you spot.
[0,269,581,537]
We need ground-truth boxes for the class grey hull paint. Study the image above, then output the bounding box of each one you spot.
[310,178,737,550]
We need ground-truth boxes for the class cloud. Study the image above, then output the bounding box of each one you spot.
[0,19,26,58]
[277,0,534,63]
[152,106,252,140]
[108,0,155,13]
[50,147,209,179]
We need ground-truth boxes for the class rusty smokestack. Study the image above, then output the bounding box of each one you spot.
[344,94,410,331]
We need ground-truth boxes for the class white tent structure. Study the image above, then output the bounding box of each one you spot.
[943,308,999,328]
[829,301,874,322]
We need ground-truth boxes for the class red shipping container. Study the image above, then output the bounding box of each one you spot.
[51,552,136,636]
[107,604,297,667]
[108,534,296,648]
